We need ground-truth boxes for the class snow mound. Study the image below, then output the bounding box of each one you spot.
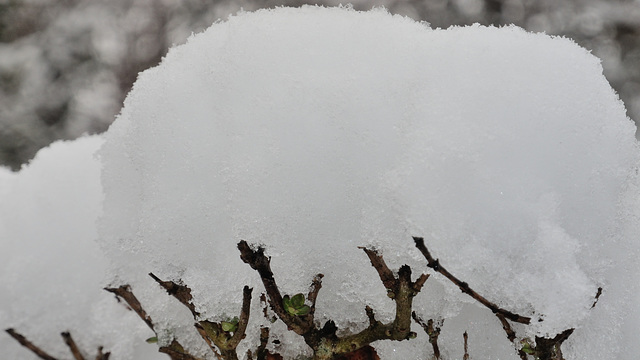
[0,136,151,360]
[100,6,640,359]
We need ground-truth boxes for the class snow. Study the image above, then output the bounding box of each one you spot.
[1,5,638,360]
[98,5,640,360]
[0,136,153,360]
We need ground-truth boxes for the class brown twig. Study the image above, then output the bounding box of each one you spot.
[307,274,324,318]
[239,241,429,360]
[360,247,429,335]
[238,240,316,338]
[6,329,111,360]
[333,345,380,360]
[149,273,252,360]
[222,285,253,349]
[149,273,199,316]
[535,328,574,360]
[95,346,111,360]
[5,328,59,360]
[413,237,531,325]
[248,327,284,360]
[412,313,441,359]
[104,285,202,360]
[495,314,528,360]
[61,332,85,360]
[463,332,469,360]
[104,285,154,330]
[591,287,603,308]
[325,247,427,357]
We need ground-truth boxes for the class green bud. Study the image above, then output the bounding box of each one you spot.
[291,293,305,308]
[520,341,535,355]
[221,316,239,332]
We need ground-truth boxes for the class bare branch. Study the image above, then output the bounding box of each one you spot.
[104,285,203,360]
[463,332,469,360]
[413,237,531,325]
[193,323,223,358]
[495,314,517,343]
[413,273,430,293]
[307,274,324,317]
[61,332,85,360]
[159,340,204,360]
[240,241,428,359]
[535,328,574,360]
[227,286,253,348]
[359,247,396,290]
[238,240,314,336]
[149,273,199,317]
[5,328,59,360]
[104,285,154,330]
[95,346,111,360]
[149,273,251,360]
[591,287,603,309]
[412,312,441,359]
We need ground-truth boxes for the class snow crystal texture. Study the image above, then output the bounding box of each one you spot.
[100,6,640,359]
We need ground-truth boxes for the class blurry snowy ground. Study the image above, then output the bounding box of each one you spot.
[0,0,639,169]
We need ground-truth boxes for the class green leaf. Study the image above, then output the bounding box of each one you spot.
[295,305,310,316]
[283,295,292,309]
[285,304,296,315]
[291,293,305,308]
[146,336,158,344]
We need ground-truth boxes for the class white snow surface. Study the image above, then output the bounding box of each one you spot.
[97,6,640,359]
[0,136,153,360]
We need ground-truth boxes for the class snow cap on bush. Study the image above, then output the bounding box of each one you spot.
[100,6,640,359]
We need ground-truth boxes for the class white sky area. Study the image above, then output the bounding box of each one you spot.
[2,6,640,360]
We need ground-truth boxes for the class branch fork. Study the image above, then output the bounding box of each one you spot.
[238,240,429,360]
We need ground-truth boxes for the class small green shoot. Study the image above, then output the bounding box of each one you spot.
[520,339,535,355]
[221,316,239,332]
[145,336,158,344]
[283,293,311,316]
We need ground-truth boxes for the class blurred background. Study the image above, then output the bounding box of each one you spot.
[1,0,639,170]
